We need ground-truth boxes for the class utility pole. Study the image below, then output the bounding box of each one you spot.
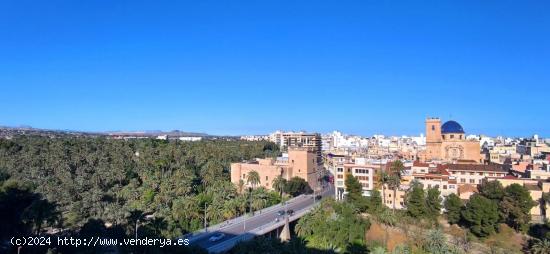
[204,203,207,232]
[135,219,139,239]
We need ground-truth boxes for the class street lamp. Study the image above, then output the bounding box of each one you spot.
[135,219,139,239]
[204,202,208,232]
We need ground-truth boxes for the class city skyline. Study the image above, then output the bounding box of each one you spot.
[1,1,549,136]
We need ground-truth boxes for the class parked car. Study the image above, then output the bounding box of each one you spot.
[277,210,285,216]
[208,233,225,242]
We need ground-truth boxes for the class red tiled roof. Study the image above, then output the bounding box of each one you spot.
[501,175,518,179]
[413,161,430,167]
[447,164,506,172]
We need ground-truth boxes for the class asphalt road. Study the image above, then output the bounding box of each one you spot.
[192,185,334,250]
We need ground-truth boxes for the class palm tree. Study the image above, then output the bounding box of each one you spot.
[272,176,287,197]
[222,199,237,220]
[251,197,267,212]
[424,228,449,254]
[387,175,401,211]
[389,160,405,178]
[246,170,261,188]
[147,217,167,237]
[237,179,245,194]
[250,188,269,212]
[377,170,390,206]
[389,160,405,211]
[531,238,550,254]
[235,195,248,216]
[207,203,225,224]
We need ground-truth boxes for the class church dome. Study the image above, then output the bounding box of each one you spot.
[441,120,464,134]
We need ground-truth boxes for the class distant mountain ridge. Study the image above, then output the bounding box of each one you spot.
[0,125,210,138]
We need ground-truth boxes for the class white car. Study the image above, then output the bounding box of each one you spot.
[208,233,225,242]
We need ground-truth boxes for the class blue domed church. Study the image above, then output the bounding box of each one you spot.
[422,118,482,163]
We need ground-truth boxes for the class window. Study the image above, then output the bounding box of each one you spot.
[355,168,369,174]
[449,185,455,189]
[469,179,475,184]
[478,172,483,176]
[432,125,435,131]
[443,185,447,189]
[337,168,343,172]
[337,174,343,179]
[461,179,466,183]
[450,135,454,139]
[266,176,269,181]
[470,172,474,175]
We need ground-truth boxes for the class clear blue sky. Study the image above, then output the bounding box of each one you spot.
[1,1,549,137]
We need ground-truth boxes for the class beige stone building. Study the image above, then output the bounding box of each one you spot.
[230,147,321,191]
[446,164,507,185]
[422,118,482,163]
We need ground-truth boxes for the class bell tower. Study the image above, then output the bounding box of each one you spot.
[425,117,442,160]
[426,117,442,143]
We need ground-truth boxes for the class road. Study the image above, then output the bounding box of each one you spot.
[189,185,334,251]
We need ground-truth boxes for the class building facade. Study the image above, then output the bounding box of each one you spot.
[230,147,321,191]
[423,118,482,163]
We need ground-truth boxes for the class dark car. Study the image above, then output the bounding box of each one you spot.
[287,209,294,216]
[277,210,285,216]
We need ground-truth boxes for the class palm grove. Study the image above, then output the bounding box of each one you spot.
[0,136,312,253]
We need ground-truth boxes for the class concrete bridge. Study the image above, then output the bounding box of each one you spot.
[187,185,334,253]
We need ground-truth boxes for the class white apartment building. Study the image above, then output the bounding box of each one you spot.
[334,157,377,200]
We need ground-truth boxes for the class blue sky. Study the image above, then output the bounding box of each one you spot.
[1,1,549,137]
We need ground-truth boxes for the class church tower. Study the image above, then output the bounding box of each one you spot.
[425,117,442,160]
[426,117,442,143]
